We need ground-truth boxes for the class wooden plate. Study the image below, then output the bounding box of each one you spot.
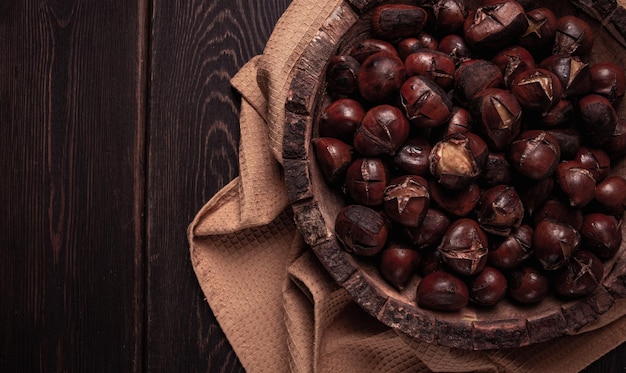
[283,0,626,350]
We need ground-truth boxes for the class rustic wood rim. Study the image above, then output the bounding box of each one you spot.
[283,0,626,350]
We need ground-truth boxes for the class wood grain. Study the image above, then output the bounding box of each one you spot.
[147,0,291,371]
[0,0,146,371]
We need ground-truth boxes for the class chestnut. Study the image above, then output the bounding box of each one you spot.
[383,175,430,227]
[416,270,469,311]
[404,207,451,249]
[397,35,438,61]
[344,158,389,206]
[312,137,354,185]
[489,225,534,270]
[590,62,626,103]
[419,248,445,276]
[462,0,527,52]
[574,147,610,182]
[379,242,421,290]
[578,94,618,146]
[431,0,468,34]
[580,212,622,260]
[431,106,472,141]
[507,266,550,304]
[469,266,508,306]
[353,104,410,156]
[541,99,574,128]
[454,59,503,107]
[539,54,591,98]
[437,34,472,64]
[511,67,563,113]
[554,250,604,299]
[438,218,489,276]
[508,130,561,180]
[400,75,453,128]
[533,219,580,271]
[478,152,514,187]
[335,204,389,256]
[545,127,581,160]
[556,160,596,208]
[429,132,488,190]
[604,118,626,160]
[429,180,480,217]
[594,175,626,215]
[518,176,554,217]
[349,38,398,63]
[357,52,406,103]
[477,184,524,236]
[491,45,536,87]
[517,7,557,51]
[553,15,594,56]
[318,98,365,142]
[532,197,584,231]
[393,136,432,176]
[325,55,361,97]
[405,50,455,90]
[469,88,522,150]
[371,4,428,40]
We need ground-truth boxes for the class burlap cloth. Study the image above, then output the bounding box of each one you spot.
[188,0,626,371]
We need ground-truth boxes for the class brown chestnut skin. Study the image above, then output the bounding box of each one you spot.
[312,137,354,185]
[556,160,596,208]
[438,218,489,276]
[541,99,574,128]
[491,45,536,87]
[462,0,528,52]
[325,55,361,97]
[517,7,557,51]
[430,107,473,141]
[539,54,591,98]
[454,59,504,107]
[469,266,508,306]
[431,0,468,34]
[553,15,594,56]
[574,147,610,182]
[507,266,550,304]
[489,225,534,270]
[344,158,389,206]
[404,207,451,249]
[590,62,626,103]
[383,175,430,227]
[508,130,561,180]
[594,175,626,215]
[335,204,389,256]
[545,127,581,160]
[437,34,472,64]
[533,219,580,271]
[511,67,563,113]
[419,248,445,276]
[394,136,432,176]
[405,50,455,90]
[358,52,406,103]
[429,132,488,190]
[518,175,554,217]
[417,270,469,311]
[371,4,428,40]
[478,152,514,187]
[477,184,524,236]
[379,242,421,290]
[580,212,622,260]
[349,38,398,63]
[578,94,618,146]
[554,250,604,299]
[397,35,438,61]
[469,88,522,151]
[318,98,365,142]
[429,180,480,217]
[354,104,410,156]
[532,197,584,231]
[604,118,626,161]
[400,75,453,128]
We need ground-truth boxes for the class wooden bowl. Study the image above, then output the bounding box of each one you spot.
[283,0,626,350]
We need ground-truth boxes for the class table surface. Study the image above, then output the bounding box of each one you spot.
[1,0,625,371]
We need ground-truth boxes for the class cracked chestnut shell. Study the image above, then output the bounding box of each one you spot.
[469,88,522,151]
[574,147,610,182]
[318,98,365,143]
[553,15,594,56]
[404,207,451,250]
[349,38,397,63]
[383,175,430,227]
[539,54,591,98]
[438,218,489,276]
[400,75,453,128]
[454,59,503,107]
[554,250,604,299]
[405,50,455,90]
[556,160,596,208]
[394,136,432,176]
[511,67,563,113]
[429,132,488,190]
[325,55,361,97]
[491,45,536,87]
[489,225,534,270]
[371,4,428,40]
[508,266,549,304]
[532,197,583,231]
[344,158,389,206]
[590,62,626,103]
[533,219,580,271]
[477,185,524,236]
[312,137,354,185]
[417,270,469,311]
[379,242,421,290]
[509,130,561,180]
[431,0,468,34]
[357,52,406,103]
[353,104,410,156]
[335,204,389,256]
[517,7,557,50]
[462,0,527,52]
[580,213,622,260]
[469,266,508,306]
[438,34,472,64]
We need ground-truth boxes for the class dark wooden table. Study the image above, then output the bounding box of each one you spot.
[1,1,625,371]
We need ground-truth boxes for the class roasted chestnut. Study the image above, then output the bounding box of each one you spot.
[453,59,503,106]
[477,184,524,236]
[594,175,626,215]
[335,204,389,256]
[508,266,550,304]
[429,180,480,217]
[404,207,451,249]
[554,250,604,298]
[405,50,455,90]
[489,225,534,269]
[555,160,596,208]
[417,270,469,311]
[358,52,406,103]
[508,130,561,180]
[312,137,353,185]
[553,15,594,56]
[533,219,580,271]
[469,266,508,306]
[394,136,432,176]
[400,75,453,128]
[383,175,430,227]
[580,212,622,260]
[318,98,365,142]
[469,88,522,150]
[429,132,488,190]
[371,4,428,40]
[325,55,361,97]
[353,104,410,156]
[590,62,626,103]
[380,242,421,290]
[345,158,389,206]
[578,94,618,146]
[462,0,528,52]
[511,67,563,113]
[438,218,489,276]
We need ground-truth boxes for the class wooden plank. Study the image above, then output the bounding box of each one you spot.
[0,1,147,371]
[146,0,291,371]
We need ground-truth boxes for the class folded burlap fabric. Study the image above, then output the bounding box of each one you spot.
[189,0,626,371]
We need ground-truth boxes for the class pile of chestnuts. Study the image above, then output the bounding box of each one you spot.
[313,0,626,312]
